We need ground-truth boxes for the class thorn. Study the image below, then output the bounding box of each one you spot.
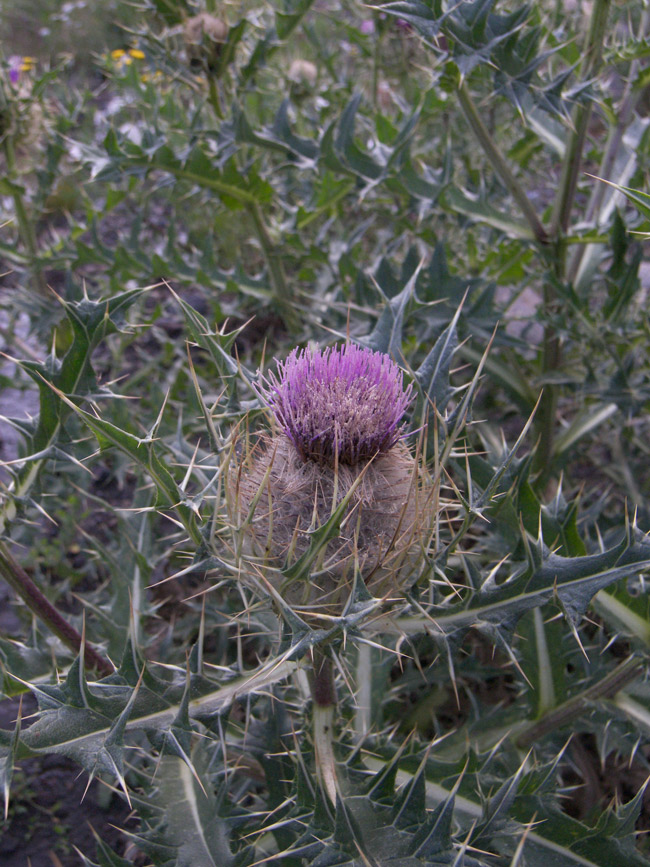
[80,772,95,805]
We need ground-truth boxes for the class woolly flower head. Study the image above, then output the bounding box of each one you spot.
[260,343,413,466]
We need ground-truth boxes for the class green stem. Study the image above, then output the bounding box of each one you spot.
[0,541,113,677]
[372,27,380,109]
[207,75,224,120]
[308,647,338,804]
[532,270,562,483]
[247,200,297,329]
[535,0,610,486]
[515,655,642,749]
[457,82,547,245]
[3,137,42,292]
[550,112,591,240]
[549,0,610,238]
[567,6,650,284]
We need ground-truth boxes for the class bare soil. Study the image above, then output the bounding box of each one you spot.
[0,691,134,867]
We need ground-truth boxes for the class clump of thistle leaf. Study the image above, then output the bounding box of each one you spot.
[2,288,650,867]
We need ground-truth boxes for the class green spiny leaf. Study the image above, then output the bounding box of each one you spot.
[146,747,235,867]
[414,304,460,415]
[15,652,300,776]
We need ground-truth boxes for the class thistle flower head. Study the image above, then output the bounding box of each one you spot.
[260,343,413,466]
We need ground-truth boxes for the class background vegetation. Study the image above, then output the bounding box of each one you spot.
[1,0,650,864]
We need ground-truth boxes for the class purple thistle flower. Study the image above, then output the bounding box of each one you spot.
[259,344,413,467]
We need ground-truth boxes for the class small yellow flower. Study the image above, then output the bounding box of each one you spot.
[123,57,133,66]
[111,49,126,60]
[129,48,145,60]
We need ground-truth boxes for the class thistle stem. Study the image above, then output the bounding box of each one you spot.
[308,646,338,804]
[550,0,610,237]
[532,272,562,484]
[246,201,297,330]
[456,82,547,245]
[515,655,642,749]
[534,0,610,489]
[0,541,113,677]
[549,110,591,240]
[567,6,650,285]
[3,136,43,292]
[354,642,372,738]
[207,75,224,119]
[372,27,380,109]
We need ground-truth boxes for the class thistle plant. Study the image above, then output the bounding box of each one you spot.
[231,343,436,806]
[1,285,650,865]
[2,0,650,864]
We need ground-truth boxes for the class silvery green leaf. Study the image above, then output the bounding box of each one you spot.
[147,751,235,867]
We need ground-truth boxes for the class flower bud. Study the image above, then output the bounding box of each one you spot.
[183,13,228,73]
[288,59,317,87]
[230,344,431,619]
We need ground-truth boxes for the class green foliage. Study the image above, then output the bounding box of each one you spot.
[1,0,650,864]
